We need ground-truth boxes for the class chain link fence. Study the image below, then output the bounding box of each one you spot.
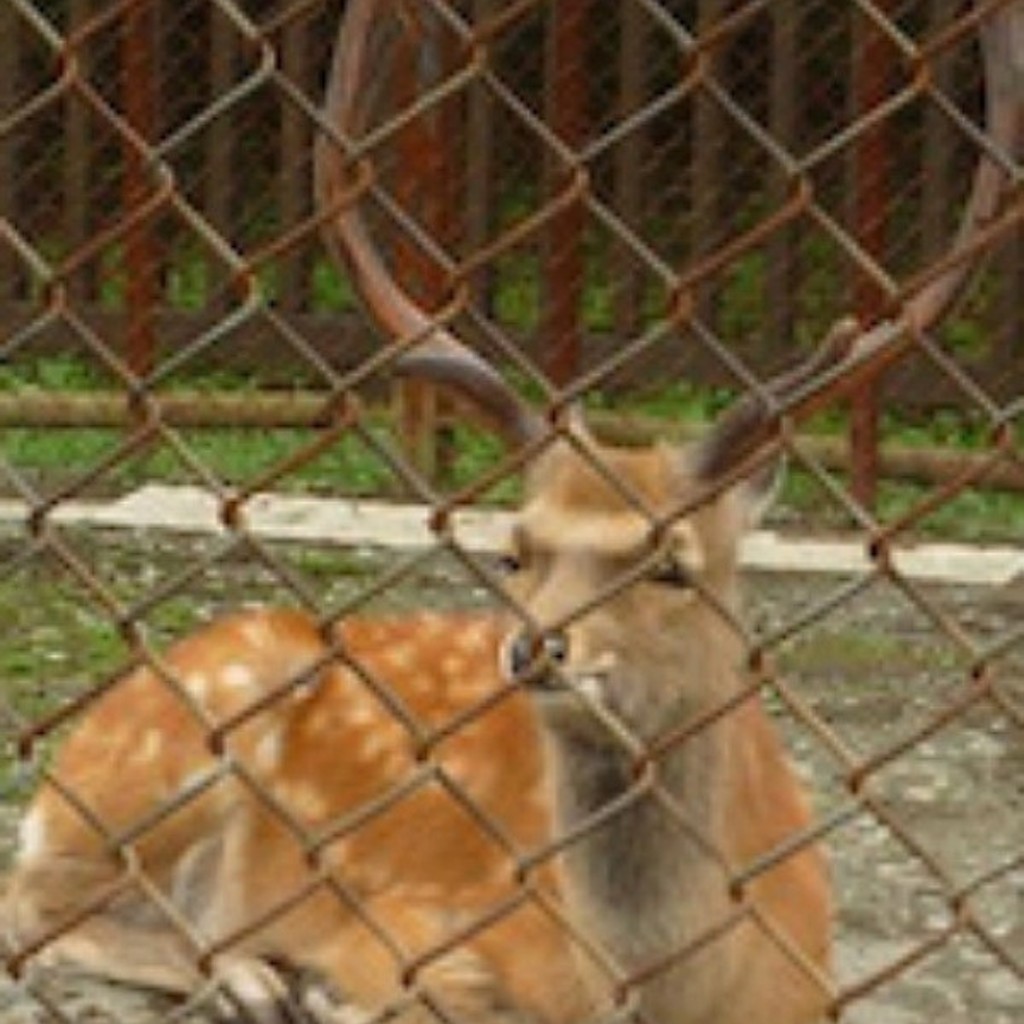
[1,2,1022,1023]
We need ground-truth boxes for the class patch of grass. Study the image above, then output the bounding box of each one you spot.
[0,565,128,722]
[778,466,1024,544]
[875,478,1024,543]
[776,626,963,681]
[1,349,1020,541]
[1,422,414,499]
[0,355,109,392]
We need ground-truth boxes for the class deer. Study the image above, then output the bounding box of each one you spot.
[4,1,1020,1022]
[1,338,838,1024]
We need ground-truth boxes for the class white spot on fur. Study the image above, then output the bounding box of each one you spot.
[222,663,256,691]
[384,645,416,673]
[138,728,164,762]
[183,672,209,699]
[345,701,379,728]
[280,783,330,821]
[239,616,274,650]
[357,726,404,763]
[17,807,48,861]
[255,729,283,771]
[457,625,493,655]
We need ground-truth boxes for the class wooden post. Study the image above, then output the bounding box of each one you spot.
[279,18,311,311]
[767,0,798,354]
[849,4,892,509]
[466,0,498,315]
[0,3,16,309]
[65,0,92,304]
[613,1,646,340]
[692,0,725,326]
[542,0,589,387]
[121,0,159,377]
[922,0,957,262]
[206,7,236,310]
[995,215,1023,393]
[392,7,459,478]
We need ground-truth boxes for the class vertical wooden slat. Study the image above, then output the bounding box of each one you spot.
[466,0,497,315]
[431,22,463,482]
[64,0,91,304]
[206,6,236,304]
[692,0,725,325]
[767,0,798,355]
[994,218,1023,392]
[121,0,159,376]
[848,3,893,508]
[279,18,310,311]
[613,1,646,339]
[0,2,17,306]
[392,7,452,478]
[542,0,589,387]
[922,0,957,261]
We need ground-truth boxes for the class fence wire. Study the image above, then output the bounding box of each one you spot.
[0,2,1022,1024]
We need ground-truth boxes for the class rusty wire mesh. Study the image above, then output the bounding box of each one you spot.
[1,1,1022,1023]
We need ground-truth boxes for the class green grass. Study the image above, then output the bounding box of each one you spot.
[1,351,1021,541]
[1,423,399,497]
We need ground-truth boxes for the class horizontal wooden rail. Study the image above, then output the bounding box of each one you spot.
[4,391,1022,493]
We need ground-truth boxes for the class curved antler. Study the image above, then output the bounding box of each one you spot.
[318,0,1020,474]
[905,0,1023,331]
[314,0,545,448]
[695,0,1023,482]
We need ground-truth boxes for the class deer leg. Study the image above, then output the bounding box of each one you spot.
[3,855,202,994]
[4,842,330,1024]
[294,895,543,1024]
[296,946,541,1024]
[4,863,337,1024]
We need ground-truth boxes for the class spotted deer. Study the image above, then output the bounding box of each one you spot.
[5,1,1020,1022]
[2,355,835,1024]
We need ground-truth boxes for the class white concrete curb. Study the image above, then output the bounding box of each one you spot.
[1,483,1021,587]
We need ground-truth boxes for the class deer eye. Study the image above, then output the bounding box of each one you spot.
[648,555,692,589]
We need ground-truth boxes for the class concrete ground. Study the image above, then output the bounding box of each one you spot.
[1,482,1020,587]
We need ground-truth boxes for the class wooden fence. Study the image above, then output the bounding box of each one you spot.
[1,1,1021,425]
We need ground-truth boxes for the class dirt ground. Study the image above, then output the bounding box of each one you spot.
[0,528,1020,1023]
[751,571,1024,1024]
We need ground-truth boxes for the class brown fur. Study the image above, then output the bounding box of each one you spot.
[3,437,831,1024]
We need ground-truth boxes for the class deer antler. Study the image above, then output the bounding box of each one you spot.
[314,0,545,448]
[317,0,1021,473]
[696,0,1023,482]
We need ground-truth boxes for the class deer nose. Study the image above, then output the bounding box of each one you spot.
[505,629,569,683]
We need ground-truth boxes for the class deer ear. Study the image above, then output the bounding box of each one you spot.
[736,454,785,528]
[684,439,784,530]
[685,320,863,527]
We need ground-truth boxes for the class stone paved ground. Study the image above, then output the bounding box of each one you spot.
[0,497,1020,1023]
[750,572,1023,1024]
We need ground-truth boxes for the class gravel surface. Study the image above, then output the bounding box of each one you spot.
[0,530,1020,1023]
[750,571,1023,1024]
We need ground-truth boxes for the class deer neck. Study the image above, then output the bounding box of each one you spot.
[542,708,730,976]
